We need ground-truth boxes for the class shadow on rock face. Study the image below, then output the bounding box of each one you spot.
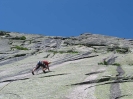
[36,70,55,75]
[0,78,29,83]
[39,73,70,78]
[69,77,111,86]
[68,76,133,87]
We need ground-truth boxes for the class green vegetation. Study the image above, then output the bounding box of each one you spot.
[98,62,104,65]
[112,63,121,66]
[128,63,133,66]
[67,50,78,53]
[107,48,114,52]
[83,43,106,47]
[98,60,108,65]
[0,31,6,35]
[103,60,108,65]
[116,48,129,54]
[48,50,78,54]
[20,36,26,40]
[12,36,26,40]
[11,45,28,50]
[64,41,106,47]
[98,59,121,66]
[0,31,10,36]
[107,46,130,54]
[93,50,97,53]
[98,61,121,66]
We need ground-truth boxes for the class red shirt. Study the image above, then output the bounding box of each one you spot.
[42,60,49,66]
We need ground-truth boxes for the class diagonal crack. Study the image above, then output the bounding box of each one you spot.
[85,70,105,75]
[115,94,130,99]
[0,77,29,83]
[84,79,133,90]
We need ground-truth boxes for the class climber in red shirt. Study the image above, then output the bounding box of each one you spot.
[32,60,51,75]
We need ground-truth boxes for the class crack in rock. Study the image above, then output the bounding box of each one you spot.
[66,68,105,99]
[110,66,125,99]
[0,77,29,83]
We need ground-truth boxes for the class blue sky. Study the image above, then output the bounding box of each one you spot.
[0,0,133,38]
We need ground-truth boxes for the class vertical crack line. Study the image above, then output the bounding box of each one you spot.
[110,66,125,99]
[110,83,121,99]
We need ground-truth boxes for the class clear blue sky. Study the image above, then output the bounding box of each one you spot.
[0,0,133,38]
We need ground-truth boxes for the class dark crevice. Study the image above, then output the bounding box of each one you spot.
[85,70,105,75]
[0,73,70,83]
[39,73,70,78]
[68,75,133,90]
[85,79,133,90]
[68,77,112,86]
[115,95,130,99]
[0,78,29,83]
[68,76,130,86]
[43,54,50,58]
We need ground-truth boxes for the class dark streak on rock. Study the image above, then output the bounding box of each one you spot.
[0,77,29,83]
[39,73,70,78]
[110,66,125,99]
[85,70,105,75]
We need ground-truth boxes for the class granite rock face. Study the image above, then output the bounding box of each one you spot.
[65,33,132,48]
[0,32,133,99]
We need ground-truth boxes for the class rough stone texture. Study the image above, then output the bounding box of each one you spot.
[0,39,10,52]
[65,33,133,48]
[0,32,133,99]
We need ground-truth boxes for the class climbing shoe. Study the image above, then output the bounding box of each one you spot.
[43,70,46,73]
[32,71,34,75]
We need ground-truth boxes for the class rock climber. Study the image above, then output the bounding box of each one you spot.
[32,60,51,75]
